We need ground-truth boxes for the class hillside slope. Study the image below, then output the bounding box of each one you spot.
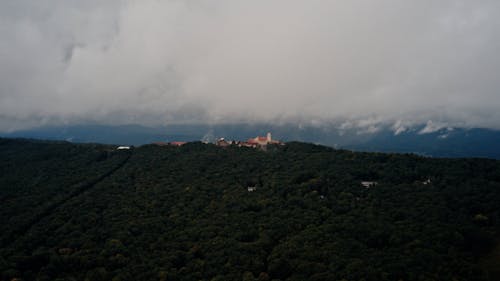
[1,139,500,280]
[3,124,500,159]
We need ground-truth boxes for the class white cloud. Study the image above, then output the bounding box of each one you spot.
[1,1,500,131]
[392,120,412,135]
[419,120,449,134]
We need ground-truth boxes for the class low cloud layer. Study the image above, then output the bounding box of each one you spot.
[1,0,500,131]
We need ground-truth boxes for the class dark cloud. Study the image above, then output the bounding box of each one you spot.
[1,0,500,131]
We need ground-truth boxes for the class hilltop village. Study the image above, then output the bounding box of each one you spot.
[153,132,284,148]
[215,132,283,148]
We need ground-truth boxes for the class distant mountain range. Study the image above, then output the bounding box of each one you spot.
[2,123,500,159]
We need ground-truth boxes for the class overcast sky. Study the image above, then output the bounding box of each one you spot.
[1,0,500,131]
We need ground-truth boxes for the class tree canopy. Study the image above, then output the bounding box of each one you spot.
[1,138,499,280]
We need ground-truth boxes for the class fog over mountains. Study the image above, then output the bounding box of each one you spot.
[3,3,500,279]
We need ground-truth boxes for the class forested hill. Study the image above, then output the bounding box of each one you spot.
[1,138,500,281]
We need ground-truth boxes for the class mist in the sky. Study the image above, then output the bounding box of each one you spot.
[1,0,500,132]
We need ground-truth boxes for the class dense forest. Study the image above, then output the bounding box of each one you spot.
[1,138,500,281]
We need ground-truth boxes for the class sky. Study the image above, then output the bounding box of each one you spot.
[1,0,500,132]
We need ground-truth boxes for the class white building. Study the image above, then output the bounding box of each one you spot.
[361,181,377,188]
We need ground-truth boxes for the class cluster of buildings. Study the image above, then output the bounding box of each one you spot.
[150,132,283,149]
[216,132,283,148]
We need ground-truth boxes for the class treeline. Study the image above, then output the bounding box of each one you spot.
[0,139,499,280]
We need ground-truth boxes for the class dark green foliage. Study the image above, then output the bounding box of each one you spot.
[1,138,500,280]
